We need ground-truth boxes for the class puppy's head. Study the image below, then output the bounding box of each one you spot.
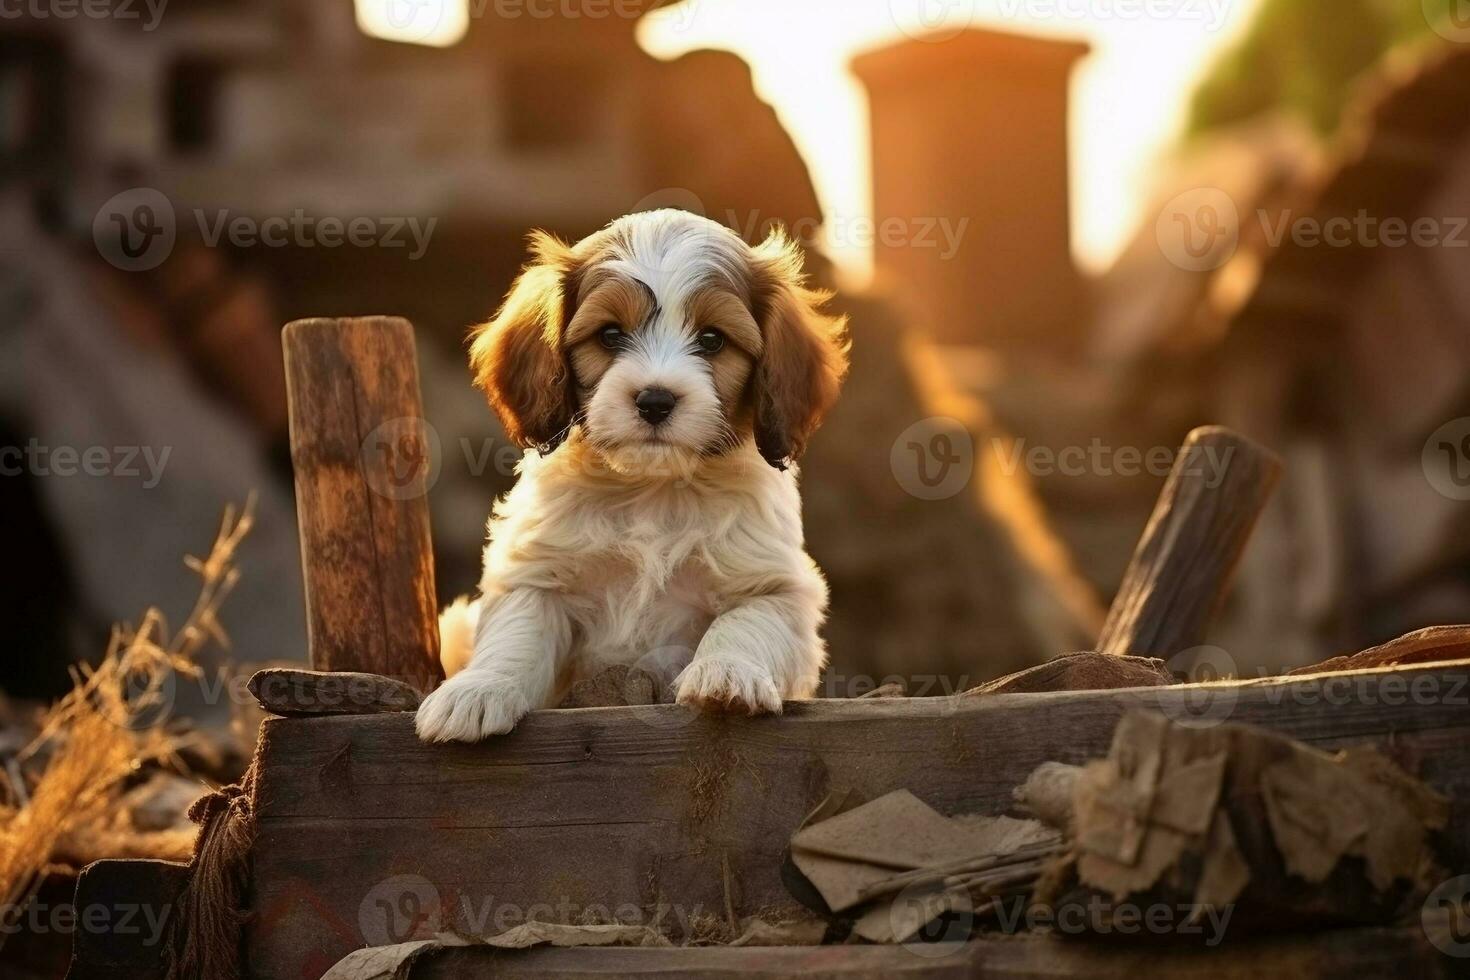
[470,209,848,472]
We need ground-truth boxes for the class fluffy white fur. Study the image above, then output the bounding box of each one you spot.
[416,210,845,743]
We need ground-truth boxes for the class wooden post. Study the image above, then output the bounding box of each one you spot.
[283,317,443,691]
[1097,425,1281,659]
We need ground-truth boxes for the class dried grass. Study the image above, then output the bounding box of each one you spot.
[0,498,254,942]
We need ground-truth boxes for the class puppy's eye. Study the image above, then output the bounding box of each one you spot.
[695,328,725,355]
[598,325,625,350]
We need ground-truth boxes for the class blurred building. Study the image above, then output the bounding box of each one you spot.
[853,31,1089,352]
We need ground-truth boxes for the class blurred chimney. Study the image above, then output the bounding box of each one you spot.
[853,30,1088,352]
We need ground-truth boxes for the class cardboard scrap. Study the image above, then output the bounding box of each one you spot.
[852,884,971,944]
[1073,712,1239,905]
[1067,710,1449,920]
[1262,744,1449,891]
[321,923,670,979]
[727,916,829,946]
[789,789,1059,943]
[791,789,991,870]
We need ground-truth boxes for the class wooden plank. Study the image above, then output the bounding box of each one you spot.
[248,668,422,717]
[65,859,189,980]
[1097,426,1282,658]
[246,661,1470,979]
[411,921,1455,979]
[282,317,442,691]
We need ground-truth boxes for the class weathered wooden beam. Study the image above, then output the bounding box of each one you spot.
[282,317,442,691]
[412,919,1457,979]
[1097,426,1282,659]
[245,660,1470,979]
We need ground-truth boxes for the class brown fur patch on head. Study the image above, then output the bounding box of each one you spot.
[469,231,579,451]
[565,270,656,393]
[748,230,849,468]
[688,285,760,419]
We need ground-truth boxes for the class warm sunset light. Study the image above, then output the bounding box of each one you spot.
[641,0,1262,281]
[354,0,470,48]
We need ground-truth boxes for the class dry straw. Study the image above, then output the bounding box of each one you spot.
[0,498,254,946]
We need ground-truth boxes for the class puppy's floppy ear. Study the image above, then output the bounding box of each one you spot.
[469,231,577,452]
[749,229,850,469]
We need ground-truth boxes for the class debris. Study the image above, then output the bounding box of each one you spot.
[788,789,1060,942]
[1013,761,1081,830]
[1285,624,1470,676]
[0,500,252,962]
[1030,710,1449,934]
[248,669,422,717]
[321,923,671,980]
[963,651,1175,696]
[727,915,829,946]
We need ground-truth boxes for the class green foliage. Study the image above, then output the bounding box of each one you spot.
[1187,0,1450,139]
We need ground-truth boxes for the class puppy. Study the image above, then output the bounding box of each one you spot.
[415,209,849,743]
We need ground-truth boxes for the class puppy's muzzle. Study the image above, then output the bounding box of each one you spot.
[635,387,678,425]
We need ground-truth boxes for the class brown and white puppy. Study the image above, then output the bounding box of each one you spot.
[415,209,848,742]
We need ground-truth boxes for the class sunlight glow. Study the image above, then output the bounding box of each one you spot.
[355,0,470,48]
[640,0,1262,282]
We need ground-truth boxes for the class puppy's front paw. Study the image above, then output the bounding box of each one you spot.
[674,658,783,715]
[415,673,532,743]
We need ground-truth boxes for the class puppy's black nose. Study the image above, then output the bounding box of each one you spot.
[635,387,677,425]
